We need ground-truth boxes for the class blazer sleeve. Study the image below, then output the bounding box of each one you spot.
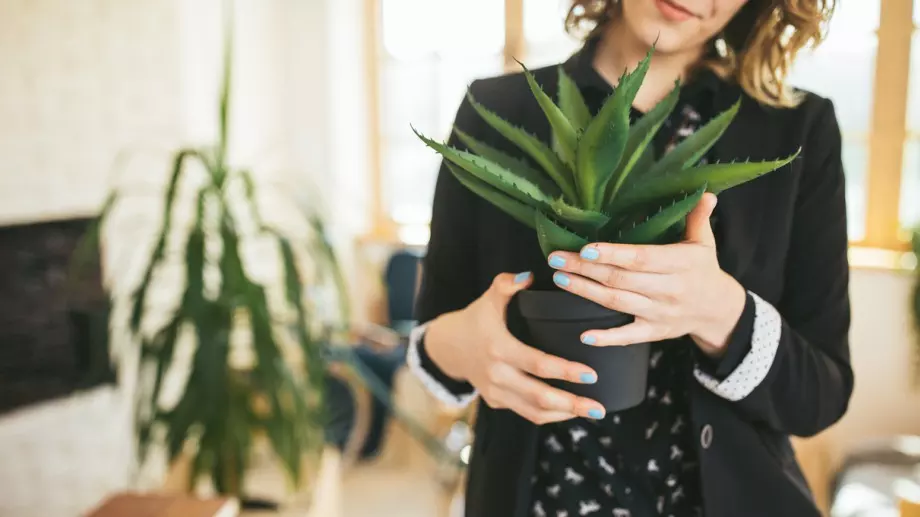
[406,82,488,406]
[693,98,854,437]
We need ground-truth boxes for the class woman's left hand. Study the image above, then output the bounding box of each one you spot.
[548,193,747,357]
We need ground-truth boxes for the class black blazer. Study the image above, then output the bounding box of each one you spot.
[415,49,853,517]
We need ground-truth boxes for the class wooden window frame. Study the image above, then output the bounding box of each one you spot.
[363,0,917,266]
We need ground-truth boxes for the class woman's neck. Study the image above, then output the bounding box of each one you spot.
[593,19,704,112]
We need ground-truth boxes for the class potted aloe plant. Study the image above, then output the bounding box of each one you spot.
[414,48,798,411]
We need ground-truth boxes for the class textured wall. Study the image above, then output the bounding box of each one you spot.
[0,0,182,225]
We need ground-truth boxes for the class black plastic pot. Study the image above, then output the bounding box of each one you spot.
[517,290,649,412]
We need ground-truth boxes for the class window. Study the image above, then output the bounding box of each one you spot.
[787,0,879,241]
[375,0,505,244]
[901,1,920,230]
[367,0,918,252]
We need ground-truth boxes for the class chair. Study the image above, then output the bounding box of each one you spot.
[382,248,424,339]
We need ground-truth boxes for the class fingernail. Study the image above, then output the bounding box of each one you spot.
[553,272,570,287]
[548,255,566,268]
[588,409,604,419]
[580,248,599,261]
[580,372,597,384]
[514,271,532,284]
[581,335,597,345]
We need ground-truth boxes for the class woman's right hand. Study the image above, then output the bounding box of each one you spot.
[424,271,607,424]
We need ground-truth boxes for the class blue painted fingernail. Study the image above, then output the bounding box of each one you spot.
[553,272,570,287]
[580,372,597,384]
[581,335,597,345]
[514,271,532,284]
[548,255,566,268]
[580,248,599,260]
[588,409,604,419]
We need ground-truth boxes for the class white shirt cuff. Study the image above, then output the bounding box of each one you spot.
[407,322,478,408]
[693,291,782,401]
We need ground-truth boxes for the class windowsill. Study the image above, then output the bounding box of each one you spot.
[848,246,916,273]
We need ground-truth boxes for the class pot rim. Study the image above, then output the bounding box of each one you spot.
[517,289,632,323]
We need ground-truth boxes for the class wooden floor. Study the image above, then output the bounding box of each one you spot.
[339,370,466,517]
[342,462,450,517]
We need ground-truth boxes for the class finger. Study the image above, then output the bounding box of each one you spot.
[492,334,599,385]
[581,320,658,347]
[685,192,718,247]
[501,368,606,420]
[552,271,655,316]
[490,388,579,425]
[548,253,674,298]
[578,242,690,273]
[487,271,532,309]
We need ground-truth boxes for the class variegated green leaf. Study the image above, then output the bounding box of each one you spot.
[518,59,578,169]
[535,210,590,258]
[558,66,591,133]
[618,184,707,244]
[645,100,741,179]
[454,128,560,197]
[465,92,578,202]
[615,152,799,214]
[602,80,680,206]
[446,163,537,228]
[415,127,552,209]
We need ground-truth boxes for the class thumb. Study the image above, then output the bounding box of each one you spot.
[487,271,532,308]
[685,192,718,246]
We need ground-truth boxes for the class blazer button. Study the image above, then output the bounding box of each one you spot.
[700,424,714,449]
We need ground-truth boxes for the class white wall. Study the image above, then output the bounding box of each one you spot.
[0,0,182,225]
[0,0,370,236]
[827,268,920,447]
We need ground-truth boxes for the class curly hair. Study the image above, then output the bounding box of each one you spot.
[565,0,836,107]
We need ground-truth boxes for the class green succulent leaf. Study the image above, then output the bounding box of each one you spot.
[446,163,537,229]
[576,75,630,208]
[414,127,553,209]
[615,152,800,214]
[602,80,680,207]
[535,210,590,258]
[550,197,611,232]
[583,47,653,208]
[465,92,578,202]
[454,128,561,198]
[518,60,578,170]
[645,100,741,179]
[618,184,707,244]
[558,67,591,133]
[619,45,654,107]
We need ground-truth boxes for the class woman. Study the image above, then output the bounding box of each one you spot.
[409,0,852,516]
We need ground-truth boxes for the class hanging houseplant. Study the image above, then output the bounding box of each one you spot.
[413,48,799,411]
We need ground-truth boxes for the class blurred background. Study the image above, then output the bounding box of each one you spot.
[0,0,919,516]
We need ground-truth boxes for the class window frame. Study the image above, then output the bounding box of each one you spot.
[363,0,917,257]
